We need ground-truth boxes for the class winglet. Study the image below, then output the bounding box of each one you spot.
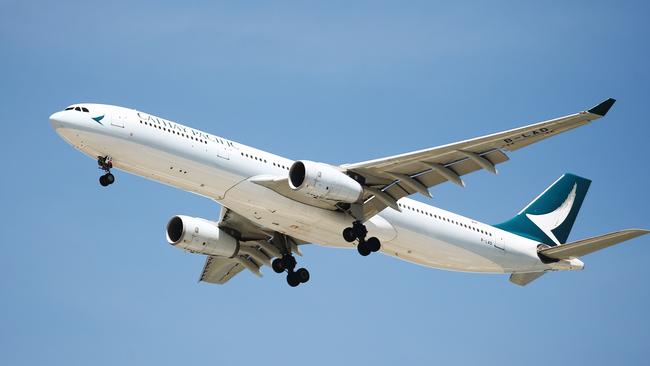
[587,98,616,116]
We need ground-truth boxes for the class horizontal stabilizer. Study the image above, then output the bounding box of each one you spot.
[539,229,649,260]
[509,272,545,286]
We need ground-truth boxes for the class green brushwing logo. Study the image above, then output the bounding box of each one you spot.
[92,115,105,125]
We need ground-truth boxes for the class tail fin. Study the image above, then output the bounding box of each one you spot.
[494,173,591,246]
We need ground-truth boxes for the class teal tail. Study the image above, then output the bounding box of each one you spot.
[494,173,591,246]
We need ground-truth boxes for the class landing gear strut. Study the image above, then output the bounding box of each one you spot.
[343,221,381,256]
[97,156,115,187]
[270,234,310,287]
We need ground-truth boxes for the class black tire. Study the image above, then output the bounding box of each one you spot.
[272,258,285,273]
[367,237,381,252]
[99,175,109,187]
[281,255,296,271]
[357,242,371,256]
[343,227,356,242]
[296,268,310,283]
[105,173,115,185]
[287,272,301,287]
[352,225,366,240]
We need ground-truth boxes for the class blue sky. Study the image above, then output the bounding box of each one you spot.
[2,1,649,365]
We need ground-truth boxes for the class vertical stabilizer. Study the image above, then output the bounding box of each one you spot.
[494,174,591,246]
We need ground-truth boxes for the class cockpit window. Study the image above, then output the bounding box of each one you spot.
[66,106,90,112]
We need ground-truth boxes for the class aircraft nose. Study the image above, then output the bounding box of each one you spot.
[49,111,67,129]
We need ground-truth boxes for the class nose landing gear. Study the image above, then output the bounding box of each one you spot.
[97,156,115,187]
[343,221,381,256]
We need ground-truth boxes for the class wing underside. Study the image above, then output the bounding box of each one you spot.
[196,206,306,285]
[199,256,245,284]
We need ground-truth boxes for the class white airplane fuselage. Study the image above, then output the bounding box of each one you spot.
[50,104,584,275]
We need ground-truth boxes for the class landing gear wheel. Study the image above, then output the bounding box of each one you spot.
[366,237,381,252]
[343,221,369,244]
[357,241,371,256]
[281,255,296,271]
[272,258,285,273]
[287,272,301,287]
[296,268,310,283]
[99,175,109,187]
[352,222,367,241]
[105,173,115,185]
[343,227,356,243]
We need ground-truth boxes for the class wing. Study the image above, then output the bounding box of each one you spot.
[199,256,245,284]
[197,205,307,285]
[217,205,271,241]
[342,98,616,219]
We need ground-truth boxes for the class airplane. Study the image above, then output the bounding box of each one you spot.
[49,98,648,287]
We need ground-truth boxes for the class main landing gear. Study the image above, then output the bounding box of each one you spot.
[269,234,310,287]
[271,255,310,287]
[97,156,115,187]
[343,221,381,256]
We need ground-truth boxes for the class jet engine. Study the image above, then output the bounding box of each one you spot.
[166,215,239,257]
[288,160,363,203]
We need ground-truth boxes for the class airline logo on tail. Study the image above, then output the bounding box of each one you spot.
[526,183,577,245]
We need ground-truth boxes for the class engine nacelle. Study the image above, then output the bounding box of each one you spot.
[288,160,363,203]
[166,215,239,257]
